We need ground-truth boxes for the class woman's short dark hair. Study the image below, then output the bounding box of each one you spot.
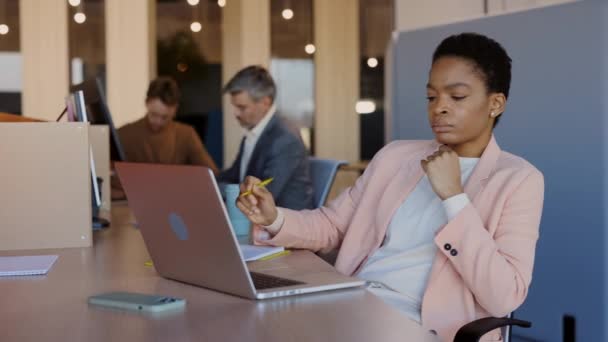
[432,32,511,126]
[146,76,180,106]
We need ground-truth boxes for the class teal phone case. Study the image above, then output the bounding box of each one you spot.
[88,291,186,313]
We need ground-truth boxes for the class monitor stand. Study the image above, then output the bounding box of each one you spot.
[92,176,110,231]
[93,216,110,230]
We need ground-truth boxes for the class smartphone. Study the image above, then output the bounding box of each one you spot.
[88,291,186,313]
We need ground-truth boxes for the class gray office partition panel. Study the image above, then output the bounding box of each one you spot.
[387,1,607,341]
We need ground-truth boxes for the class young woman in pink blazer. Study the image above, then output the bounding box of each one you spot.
[237,33,544,342]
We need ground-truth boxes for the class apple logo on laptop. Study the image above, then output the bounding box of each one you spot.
[168,212,189,241]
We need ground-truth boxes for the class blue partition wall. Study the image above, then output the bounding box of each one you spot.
[387,1,608,341]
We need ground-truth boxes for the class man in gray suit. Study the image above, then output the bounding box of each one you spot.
[218,66,313,210]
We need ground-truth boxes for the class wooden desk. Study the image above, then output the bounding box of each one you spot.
[0,204,438,342]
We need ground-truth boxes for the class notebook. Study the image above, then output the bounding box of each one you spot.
[239,244,284,262]
[0,255,59,276]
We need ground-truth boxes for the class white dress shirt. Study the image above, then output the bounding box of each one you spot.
[240,105,277,182]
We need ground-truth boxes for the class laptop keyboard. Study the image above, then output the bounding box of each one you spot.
[249,271,305,290]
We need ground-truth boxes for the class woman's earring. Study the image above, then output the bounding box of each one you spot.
[490,112,496,118]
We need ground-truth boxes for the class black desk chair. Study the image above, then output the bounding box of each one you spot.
[454,313,531,342]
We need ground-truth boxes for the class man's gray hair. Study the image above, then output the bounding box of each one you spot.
[223,65,276,103]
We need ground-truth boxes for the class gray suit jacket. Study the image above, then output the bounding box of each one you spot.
[218,115,313,210]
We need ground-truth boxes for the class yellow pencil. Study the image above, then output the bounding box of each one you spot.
[259,250,291,261]
[239,178,274,197]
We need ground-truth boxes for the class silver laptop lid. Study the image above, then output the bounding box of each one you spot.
[115,162,257,299]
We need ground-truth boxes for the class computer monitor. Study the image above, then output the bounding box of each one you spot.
[71,89,109,230]
[70,78,126,162]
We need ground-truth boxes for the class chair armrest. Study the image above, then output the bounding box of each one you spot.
[454,317,531,342]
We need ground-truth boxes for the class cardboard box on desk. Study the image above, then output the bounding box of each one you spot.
[0,123,93,251]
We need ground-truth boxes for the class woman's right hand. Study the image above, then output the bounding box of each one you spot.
[236,176,278,227]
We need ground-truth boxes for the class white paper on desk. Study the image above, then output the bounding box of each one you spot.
[239,244,284,262]
[0,255,59,276]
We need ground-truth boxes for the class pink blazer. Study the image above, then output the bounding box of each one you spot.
[262,136,544,342]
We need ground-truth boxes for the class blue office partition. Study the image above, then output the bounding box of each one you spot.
[387,1,608,340]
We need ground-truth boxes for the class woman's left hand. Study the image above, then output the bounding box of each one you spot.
[421,145,464,200]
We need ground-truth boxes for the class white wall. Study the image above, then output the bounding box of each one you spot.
[487,0,577,13]
[395,0,579,31]
[395,0,484,31]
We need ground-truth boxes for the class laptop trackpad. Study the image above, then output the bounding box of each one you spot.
[247,251,354,285]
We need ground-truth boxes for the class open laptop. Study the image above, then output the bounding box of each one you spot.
[115,162,365,300]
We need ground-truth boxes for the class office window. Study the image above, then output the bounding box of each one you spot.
[156,0,223,165]
[156,0,223,116]
[68,0,106,87]
[359,0,393,160]
[270,0,315,152]
[0,0,21,114]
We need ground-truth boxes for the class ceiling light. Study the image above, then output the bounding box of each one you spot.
[367,57,379,68]
[282,9,294,20]
[356,100,376,114]
[304,44,316,54]
[68,0,81,7]
[217,0,226,7]
[190,21,202,32]
[74,12,86,24]
[0,24,9,35]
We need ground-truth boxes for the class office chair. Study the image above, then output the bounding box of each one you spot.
[309,157,347,208]
[309,157,347,265]
[453,312,531,342]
